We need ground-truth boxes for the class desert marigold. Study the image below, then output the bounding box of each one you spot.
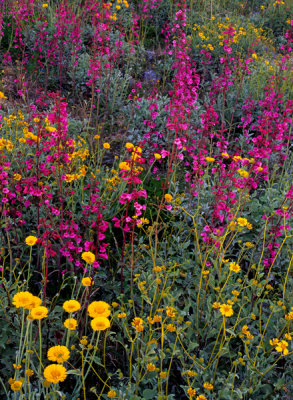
[91,316,110,331]
[47,346,70,363]
[117,312,126,318]
[166,324,176,332]
[125,142,134,149]
[12,291,34,309]
[212,301,221,309]
[219,303,233,317]
[63,300,81,313]
[13,173,21,180]
[25,236,38,246]
[187,387,196,397]
[81,277,94,287]
[146,363,156,371]
[30,306,48,320]
[26,296,42,310]
[275,340,289,356]
[196,395,207,400]
[119,161,130,171]
[81,251,95,264]
[88,301,111,318]
[154,153,161,159]
[10,380,23,391]
[26,369,34,377]
[229,262,241,273]
[44,364,67,383]
[107,390,117,398]
[64,318,78,330]
[103,142,110,149]
[165,193,173,202]
[203,382,213,390]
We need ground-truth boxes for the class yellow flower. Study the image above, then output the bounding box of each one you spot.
[26,369,34,377]
[132,317,143,328]
[27,296,42,310]
[203,382,213,390]
[30,306,48,320]
[107,390,117,398]
[47,346,70,363]
[91,316,110,331]
[119,161,131,171]
[88,301,111,318]
[275,340,289,356]
[63,300,81,313]
[12,291,34,309]
[154,153,161,159]
[103,142,110,149]
[196,396,207,400]
[212,302,221,309]
[81,251,95,264]
[187,370,197,377]
[165,194,173,202]
[146,363,156,371]
[166,306,176,318]
[221,152,229,159]
[205,157,215,162]
[25,236,38,246]
[81,277,94,287]
[0,91,7,99]
[229,262,241,273]
[285,333,292,340]
[64,318,78,330]
[44,364,67,383]
[10,380,22,391]
[237,218,248,227]
[219,304,233,317]
[125,142,134,149]
[13,364,22,369]
[42,3,48,7]
[187,387,196,397]
[166,324,176,332]
[94,135,100,140]
[13,173,21,180]
[117,312,126,318]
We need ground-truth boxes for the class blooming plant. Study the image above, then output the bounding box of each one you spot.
[0,0,292,399]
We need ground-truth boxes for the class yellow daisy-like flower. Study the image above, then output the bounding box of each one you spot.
[119,161,131,171]
[26,369,34,377]
[205,157,215,162]
[187,387,196,397]
[154,153,161,159]
[26,296,42,310]
[88,301,111,318]
[212,302,221,309]
[125,142,134,149]
[131,317,143,328]
[229,262,241,273]
[12,291,34,309]
[166,324,176,332]
[91,316,110,331]
[107,390,117,398]
[47,346,70,363]
[237,218,248,227]
[81,251,95,264]
[63,300,81,313]
[146,363,156,371]
[13,173,21,180]
[196,395,207,400]
[103,142,110,149]
[44,364,67,383]
[25,236,38,246]
[275,340,289,356]
[165,194,173,202]
[64,318,78,330]
[10,380,23,391]
[30,306,48,320]
[81,277,94,287]
[203,382,213,390]
[219,303,233,317]
[117,312,126,318]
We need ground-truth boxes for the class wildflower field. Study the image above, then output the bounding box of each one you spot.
[0,0,293,398]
